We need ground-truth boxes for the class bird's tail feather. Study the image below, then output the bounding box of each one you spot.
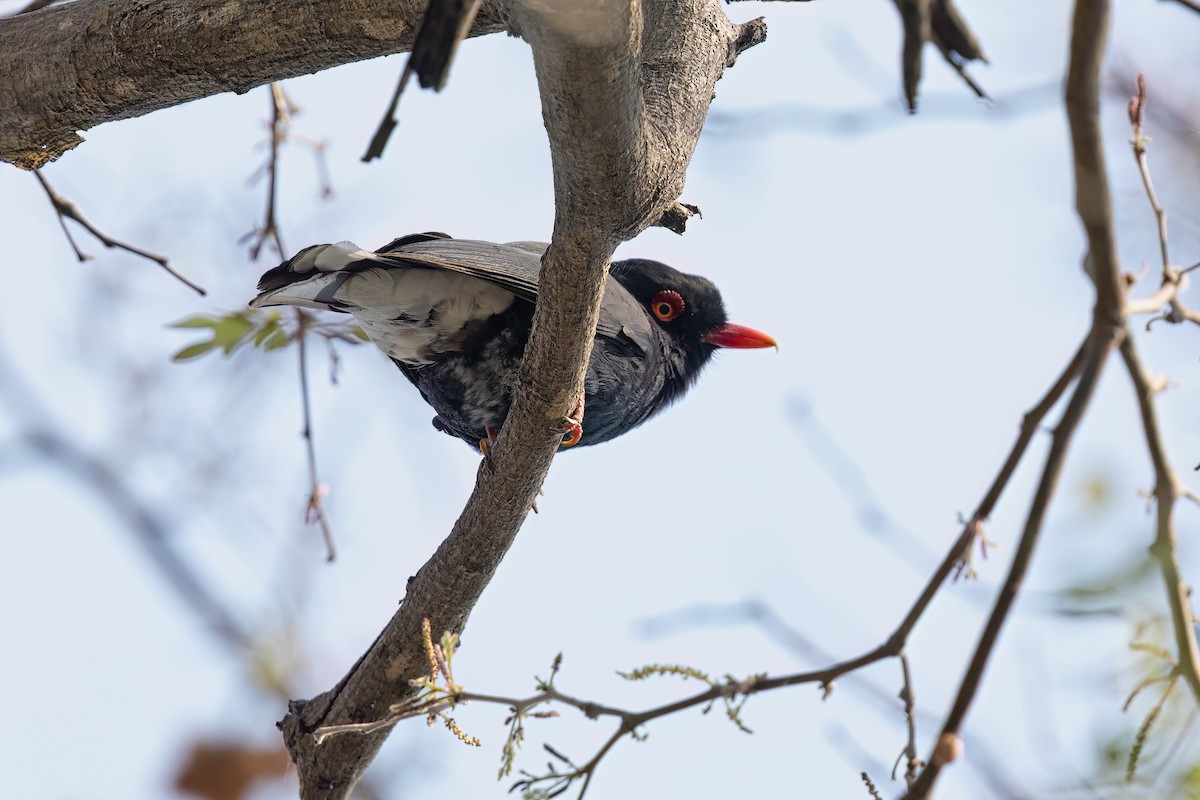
[250,241,389,310]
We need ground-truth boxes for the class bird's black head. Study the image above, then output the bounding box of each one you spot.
[610,258,776,388]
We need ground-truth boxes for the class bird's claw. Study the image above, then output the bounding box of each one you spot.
[561,394,585,447]
[561,417,583,447]
[479,426,499,457]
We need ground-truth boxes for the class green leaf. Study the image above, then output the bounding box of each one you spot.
[173,341,218,361]
[212,314,256,354]
[263,328,293,350]
[253,319,281,347]
[169,315,218,329]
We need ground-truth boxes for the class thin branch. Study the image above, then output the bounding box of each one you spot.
[316,664,888,796]
[1122,74,1200,327]
[961,336,1088,542]
[33,170,206,295]
[896,652,921,790]
[361,63,415,163]
[242,83,290,260]
[361,0,485,161]
[1118,71,1200,699]
[1128,75,1170,273]
[243,85,337,560]
[1119,334,1200,700]
[296,311,337,562]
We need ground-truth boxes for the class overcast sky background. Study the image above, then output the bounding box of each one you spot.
[3,1,1200,798]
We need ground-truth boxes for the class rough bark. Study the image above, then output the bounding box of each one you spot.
[275,1,764,797]
[0,0,506,168]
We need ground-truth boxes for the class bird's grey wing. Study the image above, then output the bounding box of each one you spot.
[250,236,534,365]
[376,237,546,303]
[387,238,655,349]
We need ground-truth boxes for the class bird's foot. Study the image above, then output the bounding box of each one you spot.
[530,487,544,515]
[478,425,499,457]
[561,394,585,447]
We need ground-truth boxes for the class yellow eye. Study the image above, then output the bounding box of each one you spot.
[650,290,684,322]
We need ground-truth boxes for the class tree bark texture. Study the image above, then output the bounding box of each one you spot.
[0,0,506,168]
[275,0,764,796]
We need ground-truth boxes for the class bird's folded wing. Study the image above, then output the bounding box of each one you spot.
[382,238,653,352]
[377,238,546,304]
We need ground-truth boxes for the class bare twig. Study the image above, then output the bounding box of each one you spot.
[361,0,486,161]
[862,772,884,800]
[33,170,206,295]
[361,63,415,163]
[243,83,291,260]
[242,85,338,561]
[639,600,1029,798]
[314,661,863,796]
[896,652,921,789]
[1128,75,1169,273]
[1117,73,1200,701]
[296,312,337,562]
[1119,335,1200,700]
[1122,75,1200,327]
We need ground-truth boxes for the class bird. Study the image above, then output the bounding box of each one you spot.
[250,232,776,451]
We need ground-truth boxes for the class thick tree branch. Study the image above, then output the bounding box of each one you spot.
[0,0,507,168]
[277,2,763,797]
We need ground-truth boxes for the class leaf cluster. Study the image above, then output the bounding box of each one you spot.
[169,309,367,362]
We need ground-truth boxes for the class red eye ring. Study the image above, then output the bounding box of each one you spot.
[650,290,685,322]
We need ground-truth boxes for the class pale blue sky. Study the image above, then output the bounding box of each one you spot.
[3,1,1200,798]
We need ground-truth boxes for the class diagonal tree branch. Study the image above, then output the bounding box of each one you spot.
[33,170,206,294]
[276,2,765,797]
